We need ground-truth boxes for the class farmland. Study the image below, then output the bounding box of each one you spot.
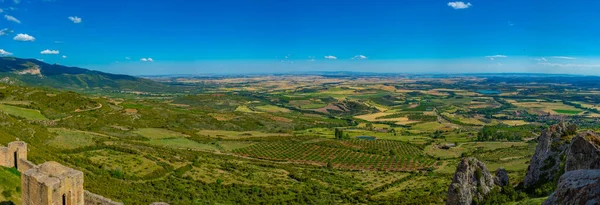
[233,139,436,171]
[2,73,600,204]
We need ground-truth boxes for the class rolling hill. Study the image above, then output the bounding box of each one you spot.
[0,57,166,92]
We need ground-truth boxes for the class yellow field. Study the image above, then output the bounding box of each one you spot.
[442,113,487,125]
[355,112,419,125]
[253,105,291,113]
[501,120,530,126]
[234,105,261,113]
[511,101,583,115]
[411,122,458,132]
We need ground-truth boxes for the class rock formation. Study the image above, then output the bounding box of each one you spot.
[541,130,600,204]
[523,123,576,188]
[565,131,600,171]
[446,158,507,205]
[542,170,600,205]
[495,168,509,187]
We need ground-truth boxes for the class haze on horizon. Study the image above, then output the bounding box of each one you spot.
[1,0,599,75]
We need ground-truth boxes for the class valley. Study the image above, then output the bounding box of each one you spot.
[1,71,600,204]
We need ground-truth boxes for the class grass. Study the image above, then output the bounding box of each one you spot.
[411,122,457,132]
[485,158,530,171]
[458,141,528,152]
[146,138,219,151]
[299,103,327,109]
[511,101,583,115]
[220,142,255,151]
[198,130,290,139]
[501,120,530,126]
[355,112,420,124]
[47,128,100,149]
[82,149,164,178]
[134,128,188,140]
[254,105,291,113]
[553,109,582,115]
[0,167,21,204]
[183,160,293,186]
[234,105,260,113]
[0,104,47,120]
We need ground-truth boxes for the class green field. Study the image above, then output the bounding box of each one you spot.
[233,139,437,171]
[1,73,592,204]
[80,149,165,178]
[0,104,47,120]
[553,109,582,115]
[134,128,189,140]
[146,138,219,151]
[47,128,100,149]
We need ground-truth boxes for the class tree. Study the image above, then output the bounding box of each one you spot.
[366,123,374,131]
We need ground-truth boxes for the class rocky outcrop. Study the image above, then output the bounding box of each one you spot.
[446,158,507,205]
[523,123,576,188]
[565,131,600,171]
[542,170,600,205]
[495,168,509,187]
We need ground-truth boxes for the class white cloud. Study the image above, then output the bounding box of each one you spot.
[62,55,67,59]
[324,55,337,60]
[0,28,13,36]
[125,57,131,60]
[551,56,576,60]
[535,57,548,62]
[0,49,12,56]
[353,55,368,60]
[13,33,35,41]
[40,49,60,55]
[54,41,63,44]
[13,0,20,4]
[447,1,472,9]
[68,16,82,24]
[0,9,3,13]
[4,15,20,24]
[140,58,154,62]
[485,55,507,60]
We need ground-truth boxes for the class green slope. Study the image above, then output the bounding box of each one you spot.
[0,167,21,204]
[0,57,167,92]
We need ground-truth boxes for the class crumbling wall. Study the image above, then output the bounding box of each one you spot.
[21,161,85,205]
[84,190,124,205]
[0,141,27,168]
[0,141,122,205]
[18,158,35,173]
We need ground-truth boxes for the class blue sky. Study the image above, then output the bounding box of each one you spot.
[1,0,600,75]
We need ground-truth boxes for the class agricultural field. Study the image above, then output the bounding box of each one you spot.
[2,73,600,204]
[47,128,103,149]
[233,139,437,171]
[0,104,47,120]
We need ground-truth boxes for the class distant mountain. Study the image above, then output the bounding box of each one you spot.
[0,57,166,92]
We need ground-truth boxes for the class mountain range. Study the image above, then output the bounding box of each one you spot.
[0,57,166,92]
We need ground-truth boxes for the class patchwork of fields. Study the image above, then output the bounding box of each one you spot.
[2,74,600,204]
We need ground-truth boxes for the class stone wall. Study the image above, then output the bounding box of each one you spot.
[0,141,27,168]
[0,141,126,205]
[84,191,124,205]
[21,161,85,205]
[17,158,36,173]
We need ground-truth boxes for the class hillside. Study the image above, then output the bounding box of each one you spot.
[0,57,166,92]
